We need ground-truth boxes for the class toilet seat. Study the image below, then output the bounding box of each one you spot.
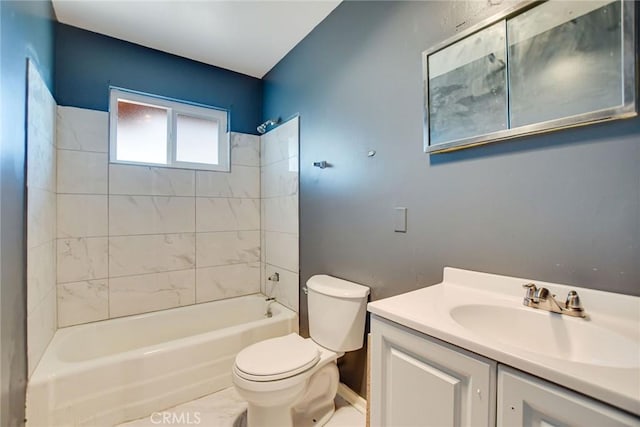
[235,333,320,382]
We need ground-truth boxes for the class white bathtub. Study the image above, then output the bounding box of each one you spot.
[26,294,297,427]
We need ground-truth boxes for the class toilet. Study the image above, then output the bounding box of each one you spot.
[232,275,370,427]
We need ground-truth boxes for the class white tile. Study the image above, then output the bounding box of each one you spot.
[196,262,260,303]
[196,166,259,198]
[57,194,108,238]
[27,62,56,191]
[57,237,108,283]
[196,231,259,268]
[264,264,299,312]
[56,106,108,153]
[264,232,298,273]
[116,387,363,427]
[110,164,195,196]
[109,195,195,236]
[27,188,56,249]
[109,270,195,317]
[329,396,366,427]
[27,287,56,378]
[57,280,108,327]
[263,196,298,234]
[27,240,56,314]
[231,132,260,167]
[260,117,298,166]
[27,128,56,192]
[196,198,259,232]
[118,387,248,427]
[57,149,108,194]
[261,157,298,198]
[109,233,195,277]
[260,261,266,295]
[27,107,56,192]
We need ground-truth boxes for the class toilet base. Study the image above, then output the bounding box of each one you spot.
[240,362,340,427]
[291,363,339,427]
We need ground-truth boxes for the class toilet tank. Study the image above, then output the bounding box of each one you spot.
[306,275,370,352]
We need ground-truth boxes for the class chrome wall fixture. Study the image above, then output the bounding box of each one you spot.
[257,118,281,134]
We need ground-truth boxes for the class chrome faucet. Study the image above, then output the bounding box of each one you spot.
[265,297,276,318]
[522,283,586,318]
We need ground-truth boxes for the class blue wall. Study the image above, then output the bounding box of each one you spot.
[56,24,263,135]
[0,1,55,425]
[263,1,640,394]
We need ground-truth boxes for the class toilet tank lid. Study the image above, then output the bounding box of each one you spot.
[307,275,370,298]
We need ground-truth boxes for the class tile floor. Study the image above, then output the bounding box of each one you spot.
[118,387,364,427]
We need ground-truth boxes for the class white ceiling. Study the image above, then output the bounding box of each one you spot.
[52,0,341,78]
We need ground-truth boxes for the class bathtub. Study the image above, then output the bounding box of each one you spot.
[26,294,297,427]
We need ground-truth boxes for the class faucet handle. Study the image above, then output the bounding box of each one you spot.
[565,290,585,316]
[522,283,537,304]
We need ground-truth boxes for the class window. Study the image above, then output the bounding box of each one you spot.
[109,88,229,171]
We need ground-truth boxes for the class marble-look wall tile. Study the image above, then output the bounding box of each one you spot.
[27,288,57,377]
[27,133,56,192]
[196,166,259,198]
[109,233,195,277]
[263,196,298,234]
[260,261,267,295]
[57,237,108,283]
[57,280,108,327]
[27,123,56,192]
[196,262,260,303]
[109,195,195,236]
[57,194,107,238]
[26,61,57,378]
[109,270,195,317]
[264,264,299,312]
[260,117,299,166]
[57,149,108,194]
[196,198,260,232]
[110,164,195,196]
[196,231,259,268]
[27,188,56,250]
[230,132,260,167]
[264,232,299,273]
[27,241,56,314]
[56,106,108,153]
[27,62,56,146]
[261,157,298,198]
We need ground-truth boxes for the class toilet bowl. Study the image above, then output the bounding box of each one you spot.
[232,275,370,427]
[233,334,342,427]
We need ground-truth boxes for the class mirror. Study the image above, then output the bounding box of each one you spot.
[423,0,637,153]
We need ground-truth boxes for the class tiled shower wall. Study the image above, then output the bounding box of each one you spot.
[56,106,261,326]
[26,61,58,376]
[261,117,300,312]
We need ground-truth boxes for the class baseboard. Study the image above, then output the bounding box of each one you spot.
[337,383,367,415]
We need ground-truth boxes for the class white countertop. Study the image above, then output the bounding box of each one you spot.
[367,267,640,416]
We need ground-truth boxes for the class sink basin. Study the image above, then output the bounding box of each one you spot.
[449,304,640,368]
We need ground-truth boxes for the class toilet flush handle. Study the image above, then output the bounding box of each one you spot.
[302,287,308,295]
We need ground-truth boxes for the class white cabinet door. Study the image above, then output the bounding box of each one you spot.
[370,315,497,427]
[498,366,640,427]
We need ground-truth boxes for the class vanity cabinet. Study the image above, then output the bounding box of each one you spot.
[370,315,640,427]
[498,366,640,427]
[370,315,497,427]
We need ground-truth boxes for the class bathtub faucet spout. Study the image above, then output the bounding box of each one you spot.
[265,297,276,318]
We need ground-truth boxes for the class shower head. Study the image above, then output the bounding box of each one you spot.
[257,118,280,134]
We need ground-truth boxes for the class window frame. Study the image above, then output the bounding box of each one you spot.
[109,88,230,172]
